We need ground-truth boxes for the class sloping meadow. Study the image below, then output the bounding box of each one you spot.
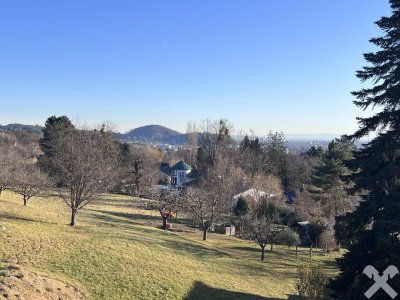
[0,191,341,299]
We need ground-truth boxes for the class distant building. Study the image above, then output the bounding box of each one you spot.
[231,188,275,208]
[159,161,197,189]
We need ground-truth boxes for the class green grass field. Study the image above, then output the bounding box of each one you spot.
[0,191,341,299]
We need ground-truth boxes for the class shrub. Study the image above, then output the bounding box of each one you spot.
[295,264,327,299]
[234,197,249,217]
[273,229,300,248]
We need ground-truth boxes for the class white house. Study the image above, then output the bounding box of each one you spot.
[159,161,196,189]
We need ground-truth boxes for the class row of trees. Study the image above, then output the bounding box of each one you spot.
[0,131,49,206]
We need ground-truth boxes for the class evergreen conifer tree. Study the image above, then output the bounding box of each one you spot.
[310,137,356,218]
[331,1,400,298]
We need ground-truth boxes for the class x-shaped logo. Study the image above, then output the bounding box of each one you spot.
[363,265,399,299]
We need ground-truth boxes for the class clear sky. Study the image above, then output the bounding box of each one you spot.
[0,1,391,135]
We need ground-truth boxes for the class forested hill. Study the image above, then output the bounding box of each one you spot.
[0,123,43,134]
[116,125,188,145]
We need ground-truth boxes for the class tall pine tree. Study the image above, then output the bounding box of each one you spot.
[310,137,356,219]
[331,1,400,298]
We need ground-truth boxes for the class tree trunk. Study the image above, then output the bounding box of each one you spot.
[136,184,140,197]
[309,244,312,258]
[162,217,167,230]
[70,208,77,226]
[261,245,266,261]
[23,196,27,206]
[270,243,273,252]
[295,245,298,259]
[203,227,207,241]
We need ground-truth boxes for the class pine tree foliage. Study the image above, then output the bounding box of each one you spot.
[331,1,400,298]
[352,1,400,139]
[310,137,357,218]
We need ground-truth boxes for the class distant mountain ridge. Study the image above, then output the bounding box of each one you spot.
[118,125,188,145]
[0,123,43,134]
[1,123,359,146]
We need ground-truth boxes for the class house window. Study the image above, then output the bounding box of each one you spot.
[179,172,185,184]
[172,176,177,186]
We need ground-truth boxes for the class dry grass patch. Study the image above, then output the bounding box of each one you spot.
[0,191,341,299]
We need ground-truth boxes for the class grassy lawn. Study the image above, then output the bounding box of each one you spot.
[0,191,341,299]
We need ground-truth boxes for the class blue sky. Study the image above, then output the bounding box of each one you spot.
[0,1,391,135]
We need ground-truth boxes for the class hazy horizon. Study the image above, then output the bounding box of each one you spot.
[0,120,370,141]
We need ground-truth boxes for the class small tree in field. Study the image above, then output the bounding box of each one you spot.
[186,154,245,240]
[154,190,184,229]
[12,163,49,206]
[246,215,276,261]
[186,188,223,240]
[50,128,115,226]
[273,228,300,252]
[244,198,281,261]
[295,264,327,299]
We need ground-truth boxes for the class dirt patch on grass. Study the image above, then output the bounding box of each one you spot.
[0,264,85,300]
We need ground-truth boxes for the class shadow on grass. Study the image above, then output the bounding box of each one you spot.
[85,210,233,259]
[0,213,58,225]
[322,257,339,271]
[92,209,160,222]
[94,197,147,209]
[84,211,158,234]
[159,237,231,259]
[185,281,299,300]
[87,208,192,228]
[232,246,260,252]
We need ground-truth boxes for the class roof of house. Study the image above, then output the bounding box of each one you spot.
[159,163,171,175]
[232,188,275,200]
[159,161,192,175]
[170,161,192,171]
[231,189,275,207]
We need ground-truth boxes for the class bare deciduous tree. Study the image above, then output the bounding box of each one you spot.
[245,215,276,261]
[0,131,46,202]
[198,119,233,168]
[186,121,198,166]
[0,150,14,195]
[50,128,116,226]
[186,154,245,240]
[154,190,185,229]
[249,173,284,198]
[294,190,323,221]
[12,163,49,206]
[244,198,281,261]
[186,187,222,240]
